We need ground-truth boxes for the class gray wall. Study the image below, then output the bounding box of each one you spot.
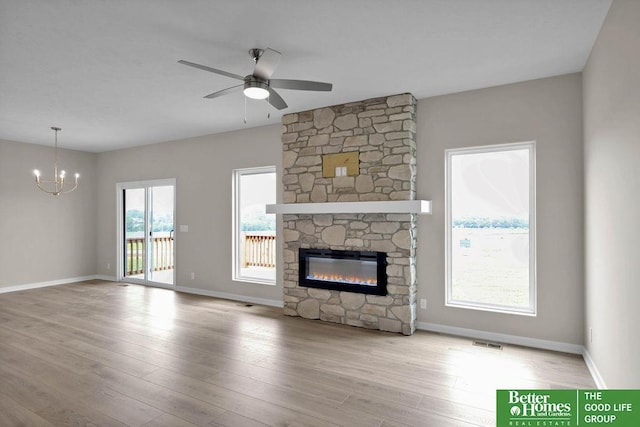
[0,139,97,288]
[583,0,640,388]
[95,124,283,304]
[415,74,585,345]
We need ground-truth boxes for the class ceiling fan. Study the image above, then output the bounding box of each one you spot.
[178,48,333,110]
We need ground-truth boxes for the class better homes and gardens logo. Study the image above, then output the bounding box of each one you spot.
[497,389,640,426]
[499,390,574,426]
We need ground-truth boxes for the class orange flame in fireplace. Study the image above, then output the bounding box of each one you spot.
[308,273,376,285]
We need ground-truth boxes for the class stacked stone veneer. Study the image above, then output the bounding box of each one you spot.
[281,94,418,335]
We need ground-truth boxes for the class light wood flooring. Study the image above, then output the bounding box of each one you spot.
[0,280,595,426]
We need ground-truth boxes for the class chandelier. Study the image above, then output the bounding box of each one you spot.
[33,127,79,196]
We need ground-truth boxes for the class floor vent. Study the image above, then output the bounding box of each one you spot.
[244,304,254,307]
[117,284,130,287]
[472,340,503,350]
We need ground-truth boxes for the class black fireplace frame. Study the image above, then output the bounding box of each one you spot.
[298,248,387,295]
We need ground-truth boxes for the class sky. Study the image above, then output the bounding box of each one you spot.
[451,147,530,219]
[125,185,174,217]
[240,171,276,209]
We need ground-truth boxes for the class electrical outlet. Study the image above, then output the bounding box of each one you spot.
[107,263,110,270]
[589,327,593,343]
[420,298,427,310]
[191,272,195,280]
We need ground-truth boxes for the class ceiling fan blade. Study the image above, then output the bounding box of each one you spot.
[269,79,333,92]
[178,60,244,81]
[267,87,288,110]
[203,84,244,99]
[253,48,281,80]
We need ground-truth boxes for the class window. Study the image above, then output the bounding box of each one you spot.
[445,142,536,315]
[232,166,277,284]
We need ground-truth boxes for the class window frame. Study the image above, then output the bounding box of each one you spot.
[232,165,277,285]
[444,141,537,316]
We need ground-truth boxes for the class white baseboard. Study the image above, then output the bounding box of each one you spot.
[582,348,607,389]
[176,285,284,308]
[0,275,99,294]
[416,321,584,355]
[0,277,283,310]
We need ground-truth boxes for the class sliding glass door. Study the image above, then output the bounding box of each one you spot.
[118,179,175,288]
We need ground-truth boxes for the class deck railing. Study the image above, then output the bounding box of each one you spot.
[243,233,276,268]
[126,233,273,276]
[126,236,174,276]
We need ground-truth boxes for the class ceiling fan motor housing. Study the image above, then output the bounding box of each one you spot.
[243,76,270,99]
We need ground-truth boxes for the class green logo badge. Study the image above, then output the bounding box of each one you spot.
[497,389,640,426]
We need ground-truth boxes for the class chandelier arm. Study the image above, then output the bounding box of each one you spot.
[35,182,52,194]
[35,179,77,196]
[35,181,61,196]
[58,180,78,194]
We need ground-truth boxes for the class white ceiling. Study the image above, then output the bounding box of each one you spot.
[0,0,611,153]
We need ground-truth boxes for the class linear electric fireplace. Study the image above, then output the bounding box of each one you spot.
[299,248,387,295]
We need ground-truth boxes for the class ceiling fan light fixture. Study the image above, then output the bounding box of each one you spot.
[243,79,270,99]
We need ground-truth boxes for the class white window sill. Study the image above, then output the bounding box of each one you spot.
[234,267,276,286]
[446,300,536,317]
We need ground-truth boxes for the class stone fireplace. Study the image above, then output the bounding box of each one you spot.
[276,93,421,335]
